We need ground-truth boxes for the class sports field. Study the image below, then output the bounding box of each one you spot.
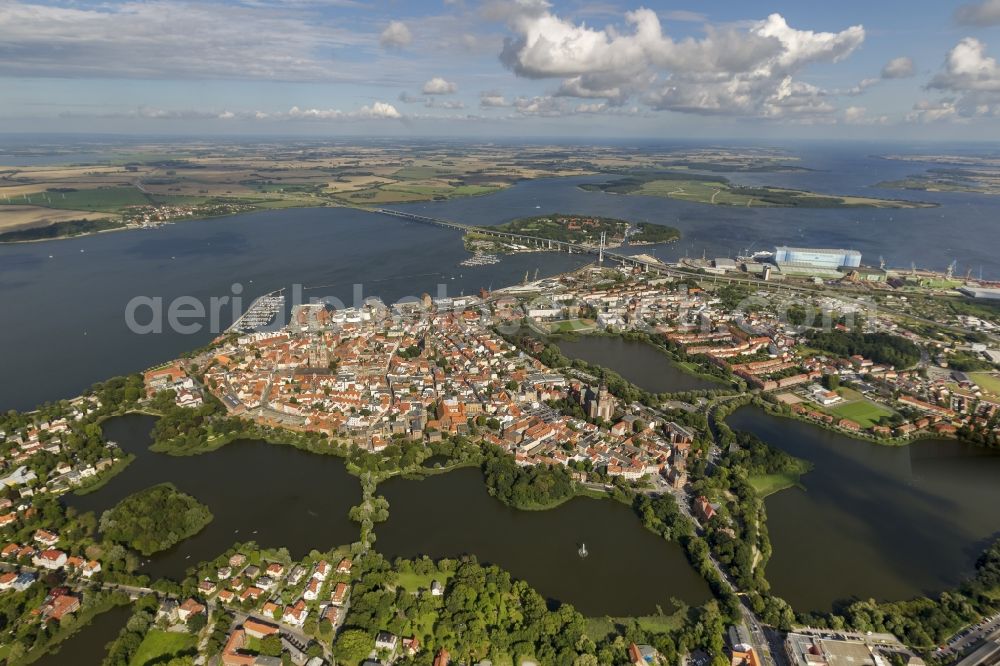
[972,372,1000,397]
[829,396,895,428]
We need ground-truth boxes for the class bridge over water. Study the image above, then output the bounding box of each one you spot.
[372,207,774,289]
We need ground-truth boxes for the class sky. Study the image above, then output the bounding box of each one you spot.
[4,0,1000,139]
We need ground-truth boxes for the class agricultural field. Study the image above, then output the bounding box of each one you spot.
[1,186,153,212]
[0,205,111,231]
[0,140,889,240]
[581,174,936,208]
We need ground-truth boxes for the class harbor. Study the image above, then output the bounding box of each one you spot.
[459,253,501,267]
[227,290,285,333]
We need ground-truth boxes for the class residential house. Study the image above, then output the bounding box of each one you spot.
[32,549,67,570]
[375,631,398,654]
[177,598,206,622]
[330,582,349,606]
[244,618,280,639]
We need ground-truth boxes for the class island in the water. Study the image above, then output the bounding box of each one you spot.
[464,213,680,255]
[580,173,936,208]
[99,482,213,556]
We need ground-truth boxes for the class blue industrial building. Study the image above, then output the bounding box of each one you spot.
[774,246,862,270]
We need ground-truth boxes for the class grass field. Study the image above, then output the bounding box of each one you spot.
[749,456,812,497]
[585,611,685,641]
[129,629,197,666]
[396,570,453,593]
[0,187,153,213]
[548,319,597,333]
[972,372,1000,397]
[829,397,895,428]
[635,178,753,205]
[749,472,803,497]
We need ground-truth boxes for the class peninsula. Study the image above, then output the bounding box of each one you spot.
[580,173,937,208]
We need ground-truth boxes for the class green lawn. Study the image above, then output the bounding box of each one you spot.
[129,629,197,666]
[835,387,865,401]
[972,372,1000,397]
[749,472,803,497]
[397,570,453,593]
[548,319,597,334]
[585,611,685,641]
[829,398,894,428]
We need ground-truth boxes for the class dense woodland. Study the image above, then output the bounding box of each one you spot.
[806,330,922,369]
[723,430,813,480]
[99,483,213,556]
[481,447,577,509]
[338,552,738,666]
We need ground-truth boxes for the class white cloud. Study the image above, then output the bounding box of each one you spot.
[426,99,465,109]
[843,105,888,124]
[955,0,1000,26]
[422,77,458,94]
[76,102,405,122]
[881,56,915,79]
[380,21,413,49]
[924,38,1000,119]
[496,3,864,118]
[929,38,1000,93]
[259,103,404,120]
[0,1,370,81]
[479,91,510,107]
[512,95,566,116]
[844,106,866,123]
[907,99,960,123]
[844,78,879,96]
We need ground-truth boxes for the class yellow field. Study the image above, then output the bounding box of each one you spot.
[324,175,395,192]
[0,205,111,231]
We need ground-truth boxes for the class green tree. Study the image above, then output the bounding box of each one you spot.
[260,634,283,657]
[334,629,373,665]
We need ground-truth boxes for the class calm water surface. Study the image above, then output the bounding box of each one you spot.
[70,414,360,580]
[553,336,723,393]
[78,416,709,616]
[32,603,131,666]
[728,407,1000,611]
[376,467,710,616]
[0,207,586,411]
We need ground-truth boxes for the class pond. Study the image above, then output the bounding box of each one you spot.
[76,415,711,616]
[728,407,1000,611]
[376,467,711,616]
[553,335,723,393]
[31,603,131,666]
[69,414,360,580]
